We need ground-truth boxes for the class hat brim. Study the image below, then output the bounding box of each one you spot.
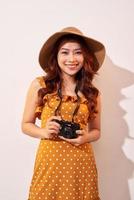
[39,31,105,72]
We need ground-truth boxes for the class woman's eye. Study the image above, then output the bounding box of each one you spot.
[75,51,82,54]
[61,51,68,55]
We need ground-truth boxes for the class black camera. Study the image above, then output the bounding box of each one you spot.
[53,119,80,139]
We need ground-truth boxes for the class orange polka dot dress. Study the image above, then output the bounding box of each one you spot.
[28,77,100,200]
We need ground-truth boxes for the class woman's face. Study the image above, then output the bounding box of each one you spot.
[57,41,84,78]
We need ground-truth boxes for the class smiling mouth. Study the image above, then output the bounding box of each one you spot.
[65,64,78,67]
[67,66,78,70]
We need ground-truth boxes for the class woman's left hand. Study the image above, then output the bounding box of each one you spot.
[59,129,89,146]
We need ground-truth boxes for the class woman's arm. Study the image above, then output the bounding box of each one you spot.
[86,93,101,142]
[21,78,45,138]
[21,78,61,139]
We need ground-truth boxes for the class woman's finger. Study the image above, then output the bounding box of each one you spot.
[50,121,61,127]
[76,130,84,135]
[47,115,62,123]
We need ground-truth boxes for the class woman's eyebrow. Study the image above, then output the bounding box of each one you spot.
[60,47,82,51]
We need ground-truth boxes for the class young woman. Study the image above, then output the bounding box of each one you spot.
[21,27,105,200]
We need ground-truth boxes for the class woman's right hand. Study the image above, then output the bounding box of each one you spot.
[40,116,61,139]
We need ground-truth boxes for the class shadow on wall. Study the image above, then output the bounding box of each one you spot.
[93,56,134,200]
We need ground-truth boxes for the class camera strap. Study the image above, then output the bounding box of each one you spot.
[54,85,80,122]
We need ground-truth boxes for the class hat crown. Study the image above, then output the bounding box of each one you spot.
[61,27,83,36]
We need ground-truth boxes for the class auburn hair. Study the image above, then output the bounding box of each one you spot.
[38,34,99,120]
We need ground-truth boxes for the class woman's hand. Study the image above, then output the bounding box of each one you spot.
[59,129,90,146]
[40,116,61,139]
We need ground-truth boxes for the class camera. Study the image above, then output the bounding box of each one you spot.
[53,119,80,139]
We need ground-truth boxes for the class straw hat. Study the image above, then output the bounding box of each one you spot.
[39,27,105,72]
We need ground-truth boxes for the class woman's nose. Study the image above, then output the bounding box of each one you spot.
[68,53,76,62]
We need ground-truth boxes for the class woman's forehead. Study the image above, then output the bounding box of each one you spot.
[59,40,82,50]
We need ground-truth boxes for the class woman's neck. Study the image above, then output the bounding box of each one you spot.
[61,76,77,96]
[62,73,75,84]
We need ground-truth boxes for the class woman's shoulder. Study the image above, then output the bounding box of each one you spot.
[35,76,46,88]
[29,76,46,89]
[27,76,46,94]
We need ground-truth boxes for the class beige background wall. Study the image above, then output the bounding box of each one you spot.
[0,0,134,199]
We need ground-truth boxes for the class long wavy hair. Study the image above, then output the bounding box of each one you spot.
[38,34,100,120]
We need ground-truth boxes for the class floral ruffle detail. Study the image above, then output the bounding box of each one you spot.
[61,95,88,104]
[36,76,46,88]
[35,106,44,119]
[61,95,77,103]
[42,92,58,103]
[43,93,88,104]
[35,92,89,119]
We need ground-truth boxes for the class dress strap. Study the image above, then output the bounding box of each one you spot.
[35,76,46,120]
[36,76,46,88]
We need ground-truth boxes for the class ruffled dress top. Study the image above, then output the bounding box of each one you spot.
[28,76,100,200]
